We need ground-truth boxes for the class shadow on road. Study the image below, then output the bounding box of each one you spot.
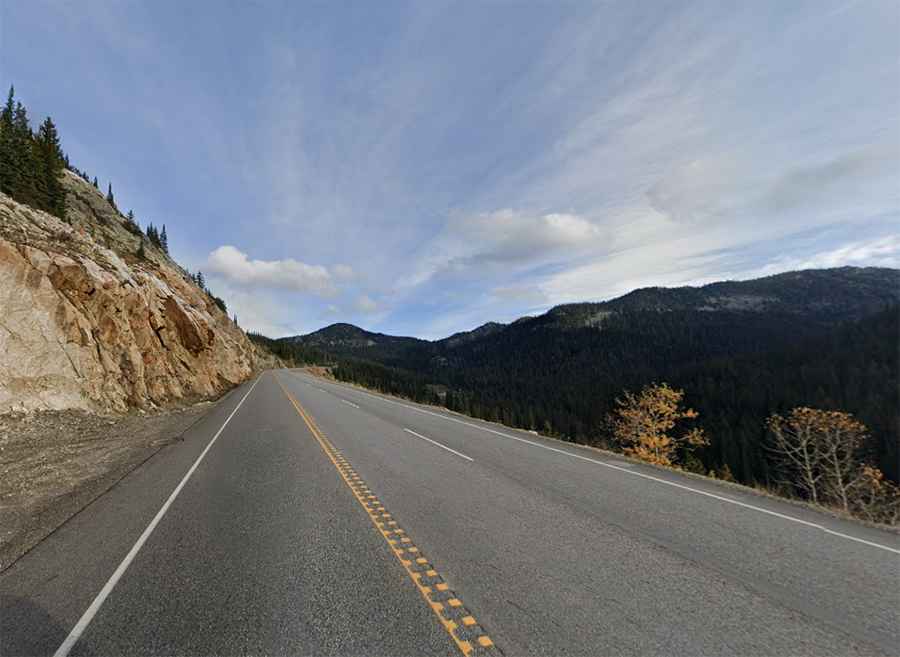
[1,594,96,656]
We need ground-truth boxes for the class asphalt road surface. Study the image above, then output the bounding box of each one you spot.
[2,370,898,656]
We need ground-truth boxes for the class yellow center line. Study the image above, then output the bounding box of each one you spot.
[273,374,500,657]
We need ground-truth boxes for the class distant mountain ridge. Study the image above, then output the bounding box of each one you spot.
[287,267,899,349]
[438,322,507,348]
[262,266,899,487]
[555,266,898,320]
[293,322,424,349]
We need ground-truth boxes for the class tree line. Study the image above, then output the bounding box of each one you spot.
[252,303,899,524]
[0,86,66,218]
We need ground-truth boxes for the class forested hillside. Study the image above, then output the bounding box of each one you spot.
[252,267,900,487]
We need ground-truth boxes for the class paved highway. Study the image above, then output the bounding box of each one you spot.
[2,370,898,656]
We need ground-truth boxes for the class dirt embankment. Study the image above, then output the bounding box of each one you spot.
[0,403,220,570]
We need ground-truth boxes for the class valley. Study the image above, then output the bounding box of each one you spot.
[254,268,900,503]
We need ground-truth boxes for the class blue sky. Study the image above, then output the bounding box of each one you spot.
[3,0,898,338]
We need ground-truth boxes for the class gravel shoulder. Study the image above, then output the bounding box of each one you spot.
[0,403,216,571]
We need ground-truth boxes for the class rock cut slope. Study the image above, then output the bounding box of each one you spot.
[0,170,270,413]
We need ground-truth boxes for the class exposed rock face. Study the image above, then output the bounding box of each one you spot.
[0,171,273,413]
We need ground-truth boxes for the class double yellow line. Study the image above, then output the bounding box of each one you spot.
[274,374,499,656]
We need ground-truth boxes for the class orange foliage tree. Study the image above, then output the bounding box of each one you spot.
[611,383,708,467]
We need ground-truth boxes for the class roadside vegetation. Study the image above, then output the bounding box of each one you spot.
[250,330,900,526]
[766,407,900,524]
[608,383,899,524]
[610,383,709,468]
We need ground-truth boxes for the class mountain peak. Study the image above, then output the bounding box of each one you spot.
[538,267,900,328]
[438,321,507,348]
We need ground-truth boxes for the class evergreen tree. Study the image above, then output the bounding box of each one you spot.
[106,182,116,209]
[146,222,164,248]
[34,116,67,218]
[160,224,168,254]
[196,271,205,290]
[0,86,16,195]
[11,102,38,206]
[92,176,98,188]
[0,89,65,217]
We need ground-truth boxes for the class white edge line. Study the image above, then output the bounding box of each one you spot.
[298,372,900,556]
[404,428,474,462]
[53,374,263,657]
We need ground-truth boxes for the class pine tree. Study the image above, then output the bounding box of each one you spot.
[196,271,205,290]
[0,90,65,217]
[106,182,116,209]
[146,222,163,248]
[92,176,98,188]
[0,86,16,195]
[11,102,39,206]
[34,116,67,218]
[160,225,168,254]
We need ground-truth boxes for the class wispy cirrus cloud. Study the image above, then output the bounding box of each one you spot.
[8,1,897,338]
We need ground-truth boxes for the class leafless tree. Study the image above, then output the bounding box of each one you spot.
[768,407,900,525]
[766,408,824,505]
[815,411,868,512]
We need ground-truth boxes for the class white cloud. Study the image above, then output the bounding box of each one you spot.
[456,209,602,261]
[354,294,379,314]
[409,209,605,288]
[209,284,301,337]
[206,245,338,296]
[458,210,602,263]
[755,235,900,276]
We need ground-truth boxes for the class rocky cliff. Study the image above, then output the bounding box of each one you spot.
[0,170,273,413]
